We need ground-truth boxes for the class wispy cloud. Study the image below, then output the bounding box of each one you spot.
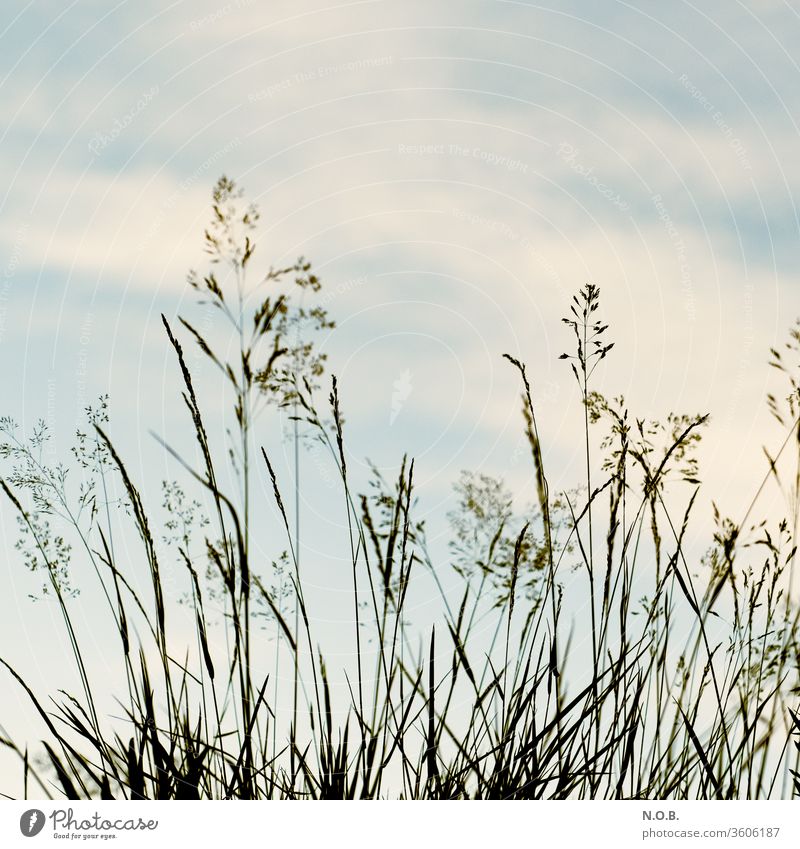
[1,0,798,523]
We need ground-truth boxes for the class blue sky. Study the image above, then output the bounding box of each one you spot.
[1,0,800,792]
[3,1,798,484]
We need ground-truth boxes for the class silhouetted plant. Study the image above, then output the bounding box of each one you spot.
[1,180,799,800]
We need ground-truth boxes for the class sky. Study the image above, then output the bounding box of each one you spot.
[1,0,800,794]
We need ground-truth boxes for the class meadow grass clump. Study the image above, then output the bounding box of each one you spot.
[1,177,799,799]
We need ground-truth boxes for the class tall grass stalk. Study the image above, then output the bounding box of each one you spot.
[1,180,799,799]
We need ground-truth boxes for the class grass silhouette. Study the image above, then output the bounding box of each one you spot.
[1,177,799,799]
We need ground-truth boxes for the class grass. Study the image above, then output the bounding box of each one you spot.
[1,176,799,799]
